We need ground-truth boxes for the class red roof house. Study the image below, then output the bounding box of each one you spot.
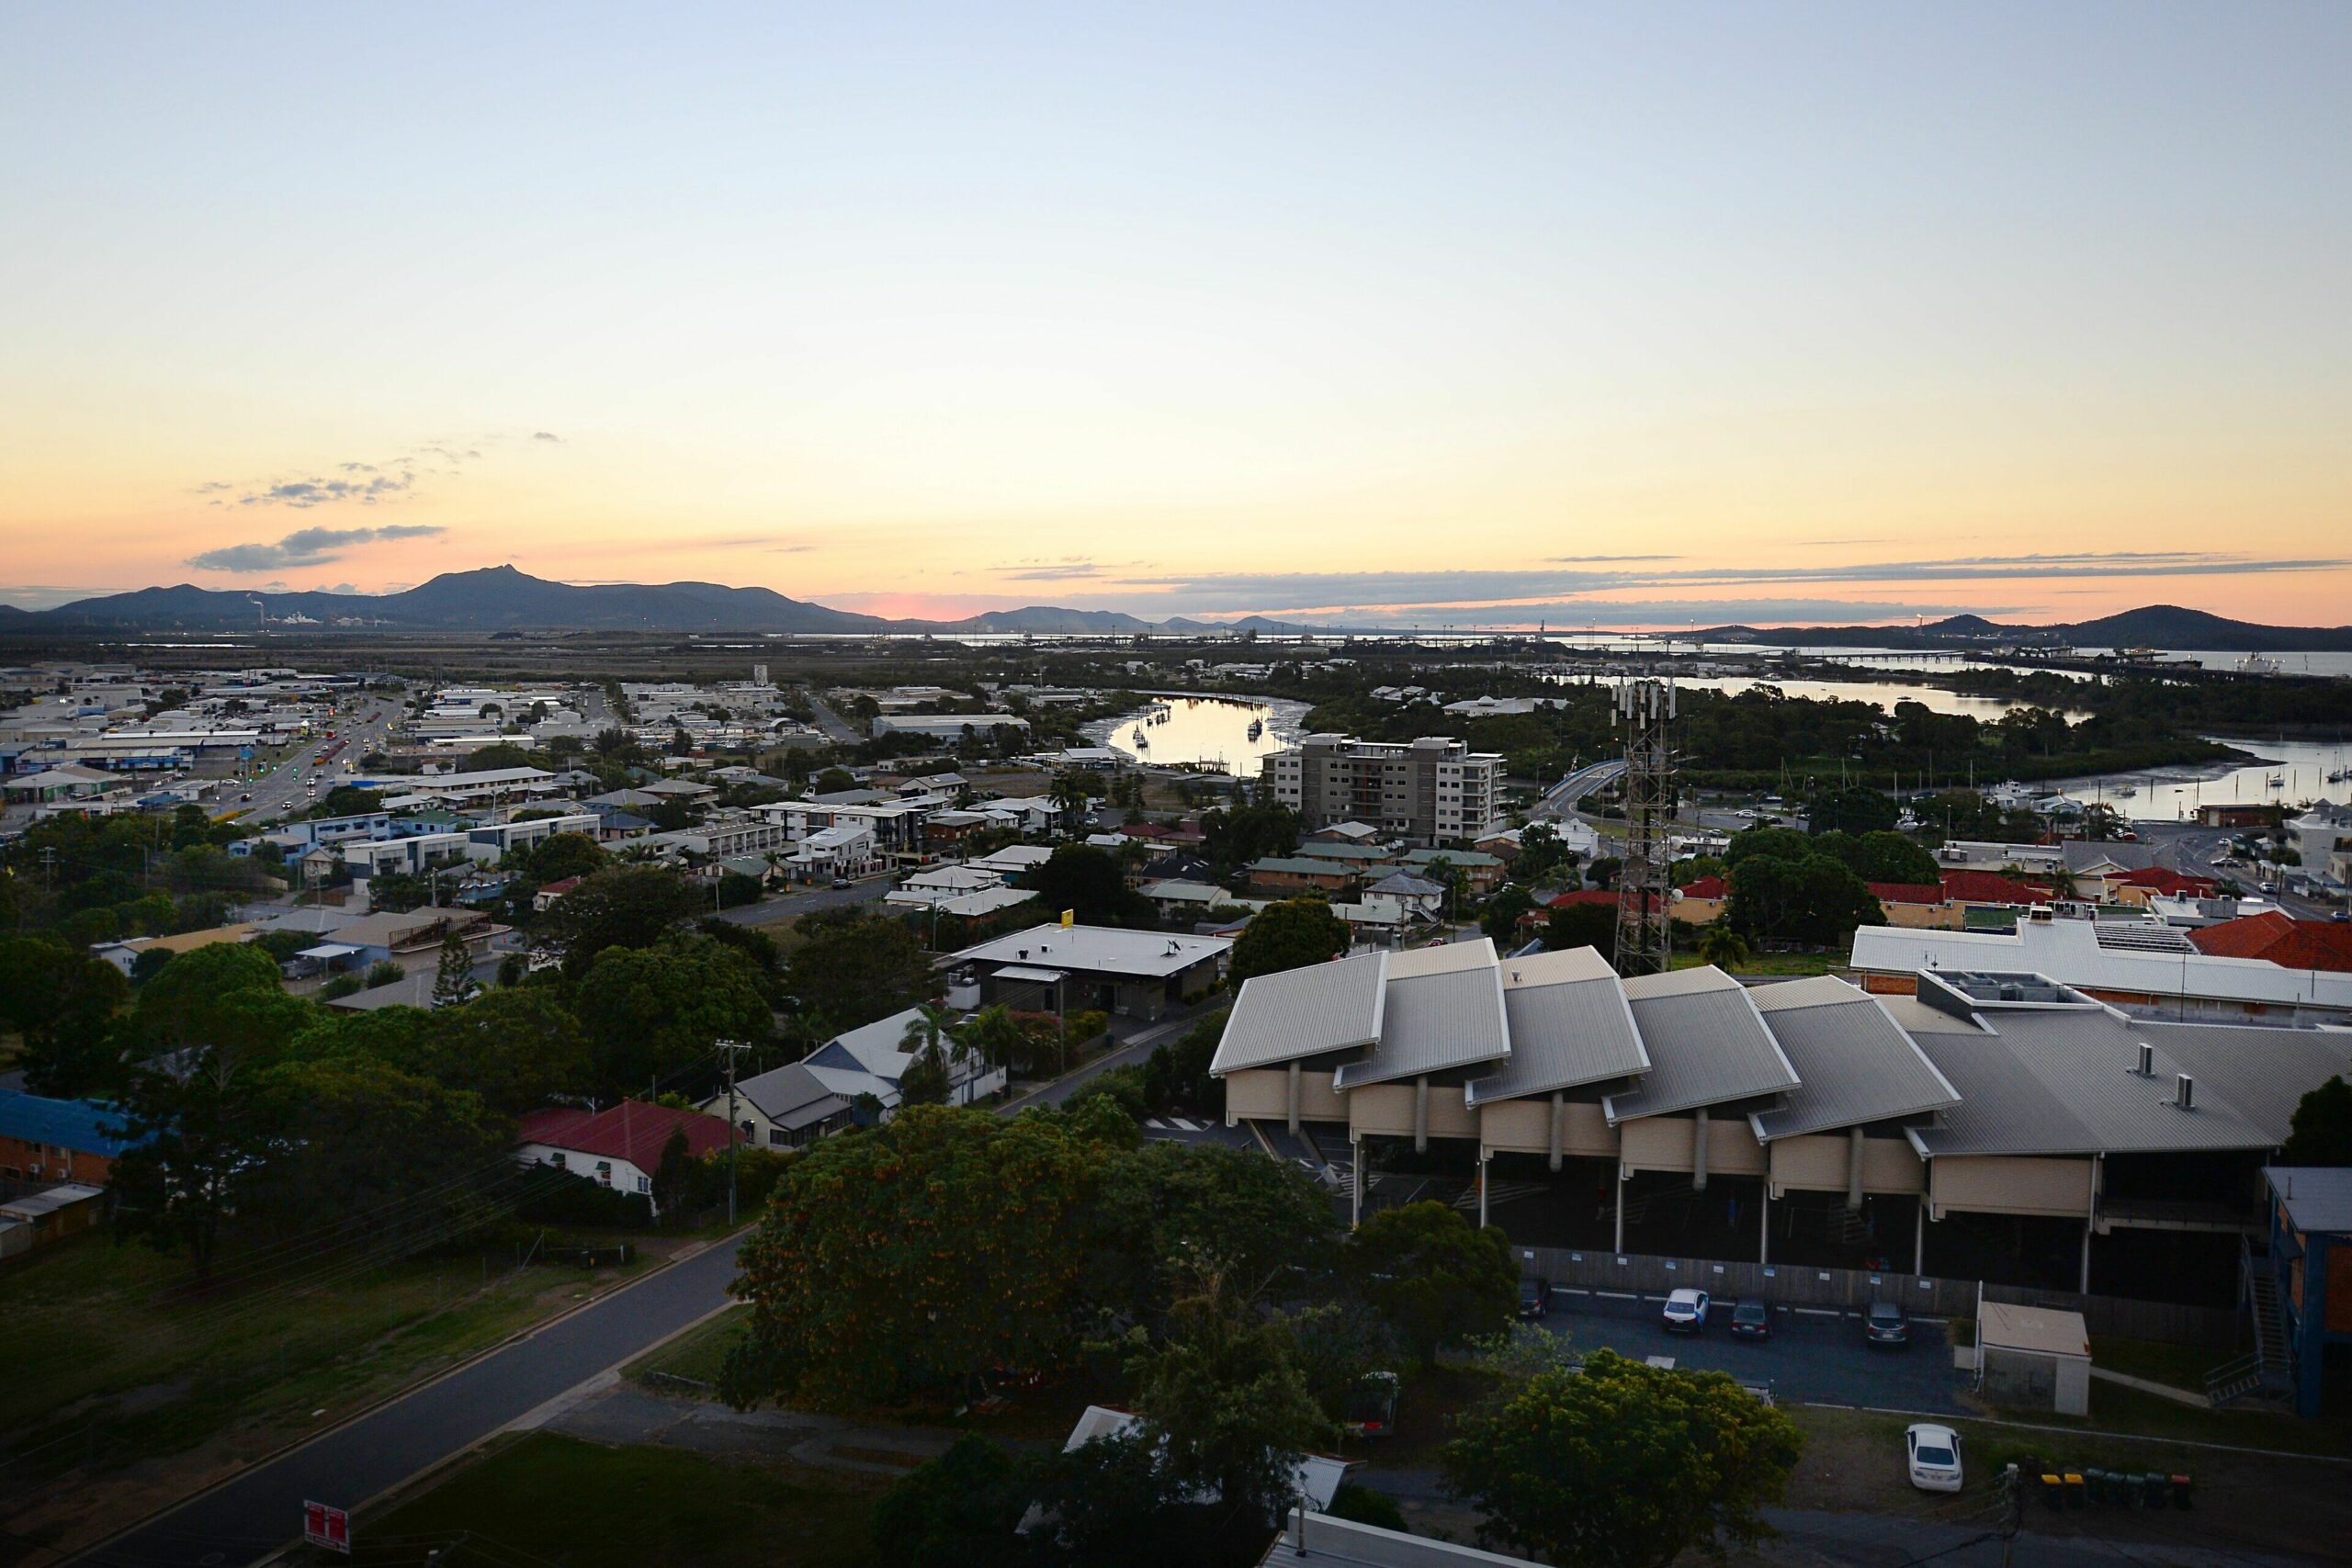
[1679,875,1728,901]
[1867,882,1948,908]
[1939,870,2051,906]
[515,1100,734,1213]
[2188,913,2352,973]
[2113,865,2218,897]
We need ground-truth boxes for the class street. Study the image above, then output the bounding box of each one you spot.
[1530,758,1627,820]
[81,1237,746,1568]
[712,875,889,926]
[230,695,400,827]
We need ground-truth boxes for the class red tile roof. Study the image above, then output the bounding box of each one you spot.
[1867,882,1948,907]
[1939,870,2050,906]
[537,876,582,897]
[2188,912,2352,972]
[515,1101,734,1170]
[1546,889,1621,908]
[2114,866,2217,896]
[1679,875,1728,900]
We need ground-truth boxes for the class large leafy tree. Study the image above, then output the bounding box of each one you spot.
[244,1055,505,1235]
[1200,799,1306,872]
[524,830,606,885]
[1029,844,1153,928]
[1441,1349,1803,1568]
[723,1104,1118,1410]
[1725,851,1883,948]
[2283,1076,2352,1166]
[1342,1200,1517,1364]
[1480,885,1535,946]
[544,863,700,976]
[571,932,771,1096]
[1227,898,1349,987]
[0,934,130,1097]
[1085,1143,1337,1324]
[1544,900,1616,956]
[424,988,592,1115]
[785,907,933,1032]
[869,1436,1046,1568]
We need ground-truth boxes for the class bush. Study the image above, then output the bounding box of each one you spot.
[1326,1482,1408,1534]
[514,1167,654,1228]
[364,960,405,988]
[1068,1064,1149,1121]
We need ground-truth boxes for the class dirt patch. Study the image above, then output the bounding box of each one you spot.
[828,1445,925,1471]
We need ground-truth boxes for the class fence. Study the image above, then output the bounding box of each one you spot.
[1513,1246,2239,1350]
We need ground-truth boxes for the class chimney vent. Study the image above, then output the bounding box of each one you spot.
[2135,1043,2154,1077]
[2175,1073,2195,1111]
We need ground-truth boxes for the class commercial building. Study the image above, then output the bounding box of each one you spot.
[1261,735,1500,846]
[1211,939,2351,1303]
[0,1090,140,1187]
[945,924,1230,1021]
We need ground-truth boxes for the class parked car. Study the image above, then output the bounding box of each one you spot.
[1728,1297,1771,1341]
[1518,1277,1549,1320]
[1661,1288,1710,1334]
[1863,1300,1911,1348]
[1905,1423,1963,1493]
[1343,1371,1400,1438]
[831,876,855,890]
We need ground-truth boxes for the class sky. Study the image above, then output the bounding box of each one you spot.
[2,3,2347,629]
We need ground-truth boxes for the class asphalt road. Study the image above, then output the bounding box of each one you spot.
[84,1237,745,1568]
[233,696,399,827]
[804,694,862,745]
[712,876,889,926]
[1531,758,1626,819]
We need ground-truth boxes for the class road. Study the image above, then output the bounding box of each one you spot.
[231,695,401,827]
[713,876,889,927]
[82,1238,745,1568]
[1531,757,1626,820]
[804,694,862,745]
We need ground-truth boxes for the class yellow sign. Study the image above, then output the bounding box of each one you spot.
[1061,908,1075,927]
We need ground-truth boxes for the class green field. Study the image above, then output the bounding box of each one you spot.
[338,1434,882,1568]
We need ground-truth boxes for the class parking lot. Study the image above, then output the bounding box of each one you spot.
[1537,1286,1968,1415]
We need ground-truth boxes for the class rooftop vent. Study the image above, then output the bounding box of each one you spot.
[2174,1073,2196,1111]
[2135,1043,2154,1077]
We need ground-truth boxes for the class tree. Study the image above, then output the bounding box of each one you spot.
[1545,900,1615,956]
[2283,1076,2352,1166]
[1725,847,1883,949]
[526,830,605,884]
[652,1123,697,1221]
[1085,1143,1338,1325]
[1512,820,1572,884]
[432,931,478,1008]
[0,934,130,1097]
[544,864,700,976]
[423,988,592,1115]
[869,1436,1044,1568]
[1842,829,1941,886]
[1696,924,1752,971]
[1480,885,1535,946]
[1227,899,1349,987]
[1325,1483,1408,1534]
[571,933,772,1097]
[1440,1348,1803,1568]
[1585,855,1622,889]
[1127,1267,1336,1545]
[785,908,933,1031]
[1342,1201,1517,1364]
[245,1055,505,1236]
[724,1105,1112,1409]
[1029,845,1154,928]
[1200,800,1306,871]
[1049,771,1091,832]
[1804,783,1900,836]
[899,1047,951,1106]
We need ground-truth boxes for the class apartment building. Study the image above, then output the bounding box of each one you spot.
[1261,734,1499,846]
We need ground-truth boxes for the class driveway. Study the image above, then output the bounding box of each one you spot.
[1537,1292,1967,1415]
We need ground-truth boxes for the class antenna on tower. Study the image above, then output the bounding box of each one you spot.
[1612,675,1676,978]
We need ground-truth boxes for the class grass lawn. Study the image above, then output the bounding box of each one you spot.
[0,1229,646,1542]
[336,1433,883,1568]
[2087,1334,2230,1393]
[628,1304,749,1391]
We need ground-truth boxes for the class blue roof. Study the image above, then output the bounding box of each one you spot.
[0,1089,141,1158]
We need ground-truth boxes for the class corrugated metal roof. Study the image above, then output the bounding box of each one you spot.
[1334,964,1510,1090]
[1849,919,2352,1010]
[2132,1021,2352,1143]
[2268,1168,2352,1234]
[1385,938,1498,978]
[1905,1030,2097,1156]
[1602,968,1799,1122]
[1748,978,1960,1140]
[1466,951,1649,1106]
[1209,951,1388,1074]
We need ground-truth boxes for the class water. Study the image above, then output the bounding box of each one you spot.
[1544,670,2086,719]
[2052,738,2352,821]
[2073,649,2352,680]
[1092,694,1306,774]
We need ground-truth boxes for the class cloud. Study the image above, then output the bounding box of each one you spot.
[197,429,549,511]
[533,431,562,442]
[994,558,1147,582]
[187,524,445,573]
[0,584,106,611]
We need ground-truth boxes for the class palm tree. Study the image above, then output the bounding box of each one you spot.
[1048,772,1089,834]
[899,1002,967,1100]
[1697,924,1752,972]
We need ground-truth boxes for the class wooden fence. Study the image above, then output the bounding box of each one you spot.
[1513,1245,2240,1349]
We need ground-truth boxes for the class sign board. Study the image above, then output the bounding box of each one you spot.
[304,1501,351,1553]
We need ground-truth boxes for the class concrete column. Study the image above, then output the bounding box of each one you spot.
[1286,1060,1301,1135]
[1690,1108,1709,1191]
[2079,1218,2093,1295]
[1350,1134,1363,1231]
[1613,1165,1625,1254]
[1758,1186,1770,1265]
[1914,1197,1927,1275]
[1477,1151,1489,1229]
[1847,1126,1867,1212]
[1413,1075,1429,1154]
[1547,1091,1564,1172]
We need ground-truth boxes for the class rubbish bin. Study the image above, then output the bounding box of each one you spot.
[2064,1472,2086,1509]
[2041,1473,2064,1510]
[2120,1472,2144,1507]
[2141,1472,2165,1507]
[2169,1473,2194,1511]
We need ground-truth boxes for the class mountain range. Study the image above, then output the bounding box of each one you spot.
[5,570,2349,649]
[0,565,1326,637]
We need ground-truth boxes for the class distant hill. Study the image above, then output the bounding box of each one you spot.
[0,565,1340,638]
[1693,604,2352,653]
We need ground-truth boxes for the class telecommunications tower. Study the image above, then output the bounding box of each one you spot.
[1611,676,1676,977]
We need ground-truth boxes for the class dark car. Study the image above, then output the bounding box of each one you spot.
[1729,1298,1771,1341]
[1863,1300,1911,1348]
[1518,1277,1549,1320]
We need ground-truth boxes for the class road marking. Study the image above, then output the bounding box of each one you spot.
[1145,1118,1169,1129]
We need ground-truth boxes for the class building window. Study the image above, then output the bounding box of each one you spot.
[636,1175,651,1194]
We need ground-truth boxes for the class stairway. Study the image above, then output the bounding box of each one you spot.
[2207,1252,2292,1408]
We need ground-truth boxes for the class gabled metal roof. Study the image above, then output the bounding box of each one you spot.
[1208,951,1388,1075]
[1466,947,1650,1106]
[2135,1021,2352,1139]
[1602,967,1799,1123]
[1333,963,1511,1090]
[1747,976,1961,1140]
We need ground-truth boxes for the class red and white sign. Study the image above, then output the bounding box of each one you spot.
[304,1500,351,1553]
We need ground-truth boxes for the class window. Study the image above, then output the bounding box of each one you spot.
[636,1175,651,1194]
[546,1151,566,1167]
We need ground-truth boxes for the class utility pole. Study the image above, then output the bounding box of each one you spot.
[717,1039,753,1226]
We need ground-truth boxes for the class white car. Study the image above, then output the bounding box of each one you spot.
[1660,1287,1710,1334]
[1905,1423,1963,1493]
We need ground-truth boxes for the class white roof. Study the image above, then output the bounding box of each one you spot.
[1058,1406,1351,1514]
[1978,1301,2089,1359]
[951,924,1230,979]
[1850,917,2352,1012]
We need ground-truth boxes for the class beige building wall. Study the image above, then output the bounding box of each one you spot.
[1347,1081,1478,1142]
[1221,1067,1350,1126]
[1619,1114,1767,1179]
[1767,1134,1926,1197]
[1929,1155,2094,1219]
[1477,1099,1619,1159]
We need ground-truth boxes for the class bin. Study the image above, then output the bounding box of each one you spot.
[2064,1472,2086,1509]
[2040,1474,2064,1510]
[2169,1473,2194,1511]
[2141,1472,2165,1507]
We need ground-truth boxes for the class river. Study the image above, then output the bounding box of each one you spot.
[1091,694,1311,775]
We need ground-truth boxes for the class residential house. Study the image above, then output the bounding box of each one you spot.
[708,1006,1007,1147]
[1141,880,1228,923]
[514,1101,733,1216]
[1674,874,1727,925]
[1250,857,1360,896]
[1399,846,1503,897]
[0,1090,139,1187]
[89,923,256,976]
[2264,1168,2352,1418]
[2188,912,2352,972]
[533,876,582,912]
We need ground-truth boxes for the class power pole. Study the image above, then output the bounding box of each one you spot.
[717,1039,753,1226]
[1612,677,1676,978]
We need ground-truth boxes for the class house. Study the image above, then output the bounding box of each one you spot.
[2264,1168,2352,1417]
[2288,804,2352,880]
[945,924,1231,1021]
[708,1065,859,1149]
[2188,911,2352,972]
[709,1007,1008,1145]
[1040,1405,1353,1530]
[1674,875,1727,925]
[0,1090,140,1187]
[325,907,494,972]
[1361,872,1445,923]
[533,876,582,912]
[89,923,257,976]
[0,1184,107,1258]
[1867,882,1961,930]
[1398,847,1503,896]
[514,1101,733,1216]
[1250,857,1360,896]
[1141,880,1228,922]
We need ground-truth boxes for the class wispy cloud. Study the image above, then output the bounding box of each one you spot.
[994,557,1147,582]
[194,430,560,512]
[187,525,445,573]
[0,584,106,611]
